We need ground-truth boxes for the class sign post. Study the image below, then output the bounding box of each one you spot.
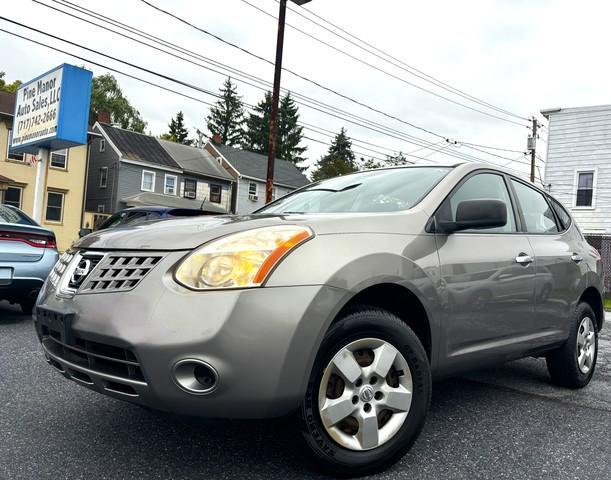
[10,64,92,221]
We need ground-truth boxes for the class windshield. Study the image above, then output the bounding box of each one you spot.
[0,205,36,225]
[258,167,451,214]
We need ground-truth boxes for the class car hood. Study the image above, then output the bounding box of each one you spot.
[74,211,429,251]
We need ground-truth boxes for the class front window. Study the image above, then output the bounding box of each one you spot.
[437,173,516,233]
[258,167,450,214]
[141,170,155,192]
[576,171,594,207]
[210,184,221,204]
[3,186,22,209]
[50,149,67,169]
[249,182,258,196]
[45,191,64,223]
[99,138,106,152]
[164,175,177,195]
[6,130,24,161]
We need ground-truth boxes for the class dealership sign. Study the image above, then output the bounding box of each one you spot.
[11,64,92,154]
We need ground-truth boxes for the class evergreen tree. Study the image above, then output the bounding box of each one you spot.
[311,128,358,181]
[206,77,244,146]
[277,92,307,170]
[385,152,410,166]
[161,111,192,145]
[242,91,306,169]
[242,91,272,154]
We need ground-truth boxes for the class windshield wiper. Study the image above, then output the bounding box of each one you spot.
[306,183,361,193]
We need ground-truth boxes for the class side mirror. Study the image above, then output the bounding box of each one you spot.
[437,199,507,233]
[79,228,92,238]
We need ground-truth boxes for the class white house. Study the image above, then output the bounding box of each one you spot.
[542,104,611,234]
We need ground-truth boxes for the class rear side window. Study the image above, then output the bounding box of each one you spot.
[439,173,516,233]
[0,205,35,225]
[549,198,571,231]
[511,180,559,233]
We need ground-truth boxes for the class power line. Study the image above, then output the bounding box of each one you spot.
[26,2,529,167]
[136,0,532,150]
[283,0,530,122]
[239,0,530,127]
[0,17,531,172]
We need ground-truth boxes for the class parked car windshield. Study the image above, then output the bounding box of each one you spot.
[0,205,36,225]
[258,167,451,214]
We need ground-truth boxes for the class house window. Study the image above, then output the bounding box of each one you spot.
[3,186,22,208]
[248,182,258,196]
[50,149,67,169]
[99,167,108,188]
[164,174,177,195]
[45,191,64,223]
[141,170,156,192]
[272,187,278,201]
[99,138,105,153]
[97,204,105,213]
[576,171,594,207]
[6,130,24,161]
[210,184,222,204]
[184,178,197,199]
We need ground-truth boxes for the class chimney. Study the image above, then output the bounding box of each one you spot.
[211,133,223,145]
[97,111,111,124]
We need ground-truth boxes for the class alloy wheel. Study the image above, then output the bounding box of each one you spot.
[318,338,413,451]
[576,316,596,374]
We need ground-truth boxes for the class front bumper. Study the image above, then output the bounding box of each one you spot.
[34,251,348,418]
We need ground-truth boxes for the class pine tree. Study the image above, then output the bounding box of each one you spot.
[206,77,245,146]
[161,111,192,145]
[242,91,306,169]
[242,91,272,154]
[311,128,358,181]
[277,92,307,170]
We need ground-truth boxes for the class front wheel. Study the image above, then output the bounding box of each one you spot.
[299,308,431,476]
[546,302,598,389]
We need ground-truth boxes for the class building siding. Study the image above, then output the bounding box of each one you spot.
[1,120,89,251]
[544,105,611,233]
[85,134,120,214]
[235,178,293,214]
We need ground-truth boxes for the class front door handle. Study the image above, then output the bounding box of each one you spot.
[571,253,584,263]
[515,253,533,266]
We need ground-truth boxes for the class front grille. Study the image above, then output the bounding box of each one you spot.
[78,253,163,294]
[39,322,145,383]
[67,253,104,291]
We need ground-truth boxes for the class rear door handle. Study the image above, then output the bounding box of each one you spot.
[571,253,583,263]
[515,253,533,265]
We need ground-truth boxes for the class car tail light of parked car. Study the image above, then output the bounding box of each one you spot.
[0,230,57,249]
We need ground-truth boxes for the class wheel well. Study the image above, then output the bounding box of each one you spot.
[336,283,432,360]
[580,287,604,332]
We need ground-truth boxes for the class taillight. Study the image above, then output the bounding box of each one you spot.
[0,231,56,248]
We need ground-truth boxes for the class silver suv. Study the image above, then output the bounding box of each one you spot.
[34,163,604,476]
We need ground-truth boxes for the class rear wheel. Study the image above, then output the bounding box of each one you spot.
[546,302,598,389]
[299,308,431,476]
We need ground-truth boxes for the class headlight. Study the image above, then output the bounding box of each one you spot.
[174,225,313,290]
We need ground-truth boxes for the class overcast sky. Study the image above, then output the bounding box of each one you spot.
[3,0,610,179]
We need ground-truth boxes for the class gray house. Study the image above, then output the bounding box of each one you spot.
[205,141,310,214]
[87,123,234,217]
[542,104,611,234]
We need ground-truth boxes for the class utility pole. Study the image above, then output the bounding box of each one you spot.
[265,0,312,204]
[195,129,206,149]
[528,117,538,183]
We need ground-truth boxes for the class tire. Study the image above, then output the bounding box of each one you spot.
[299,308,431,477]
[546,302,598,389]
[20,298,35,315]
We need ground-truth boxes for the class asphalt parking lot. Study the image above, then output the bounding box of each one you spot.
[1,301,610,480]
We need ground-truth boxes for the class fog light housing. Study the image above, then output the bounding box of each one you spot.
[172,359,219,394]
